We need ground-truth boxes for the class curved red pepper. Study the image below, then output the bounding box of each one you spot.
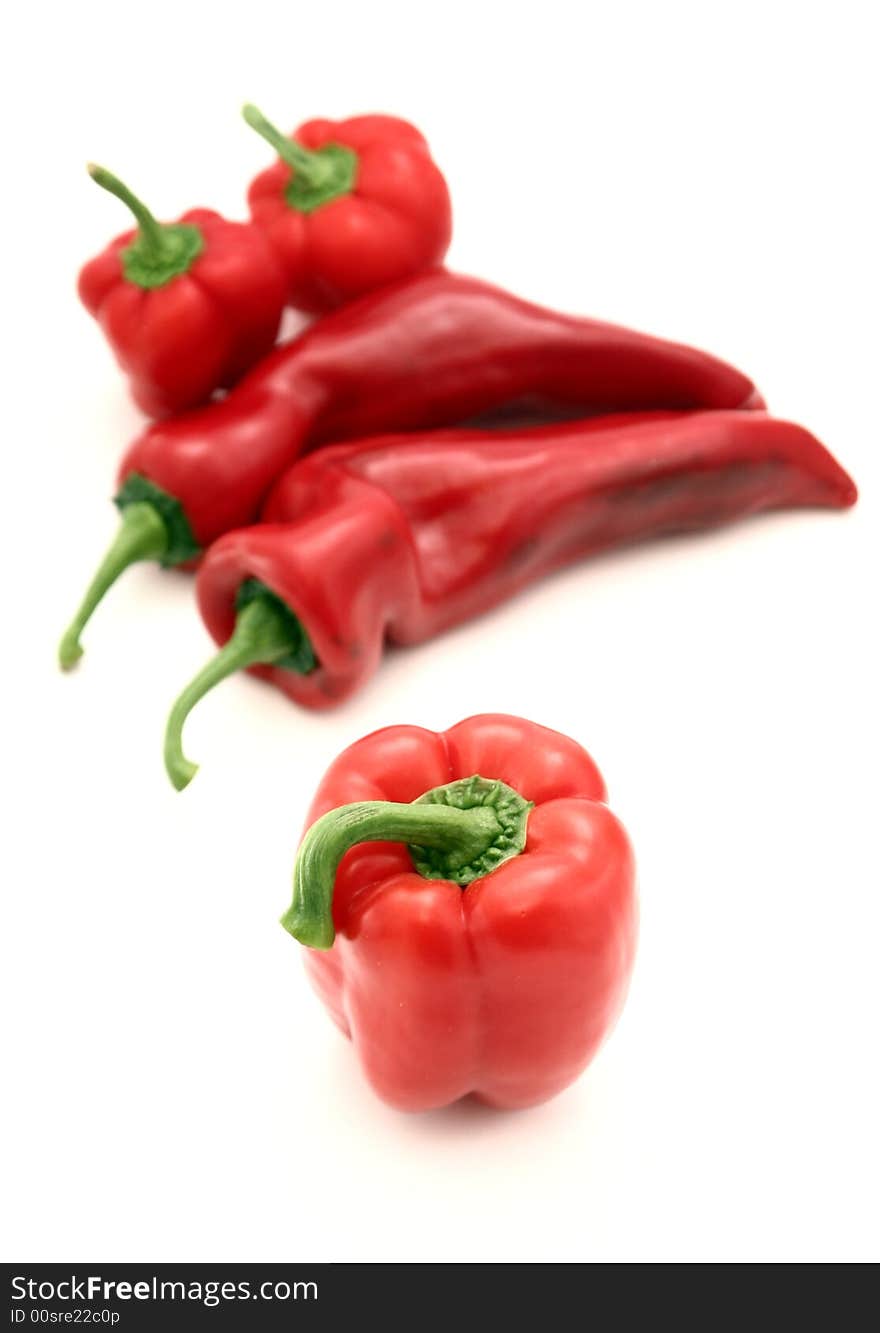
[281,713,638,1111]
[244,106,452,312]
[161,410,855,788]
[60,271,765,668]
[116,270,768,546]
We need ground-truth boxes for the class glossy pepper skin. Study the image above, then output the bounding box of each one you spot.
[243,105,452,312]
[161,410,855,788]
[79,165,287,417]
[118,269,766,546]
[61,270,766,668]
[281,713,638,1111]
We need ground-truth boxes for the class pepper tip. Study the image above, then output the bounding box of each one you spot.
[841,476,859,509]
[166,756,199,793]
[58,632,84,672]
[280,905,335,950]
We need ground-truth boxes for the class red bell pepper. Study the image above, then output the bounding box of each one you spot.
[79,165,287,417]
[243,105,452,312]
[282,712,638,1111]
[162,410,855,789]
[59,271,765,669]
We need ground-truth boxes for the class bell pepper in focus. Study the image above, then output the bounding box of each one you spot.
[79,165,287,417]
[59,270,765,669]
[161,409,856,789]
[281,713,638,1111]
[243,105,452,312]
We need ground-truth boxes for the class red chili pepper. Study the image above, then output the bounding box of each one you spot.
[162,410,855,789]
[243,105,452,312]
[59,271,764,669]
[78,165,287,417]
[281,712,638,1111]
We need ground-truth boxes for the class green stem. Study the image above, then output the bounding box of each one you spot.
[88,163,168,257]
[283,776,533,949]
[283,802,498,949]
[88,163,203,288]
[164,586,315,792]
[58,503,168,671]
[241,104,357,213]
[241,104,328,185]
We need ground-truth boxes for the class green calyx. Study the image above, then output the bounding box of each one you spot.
[234,580,317,673]
[242,103,357,214]
[163,580,317,792]
[115,474,200,566]
[88,163,203,289]
[281,776,533,950]
[409,776,534,883]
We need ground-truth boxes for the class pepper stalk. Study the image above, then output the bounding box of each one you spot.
[283,776,534,948]
[58,475,200,671]
[163,581,317,791]
[242,104,357,213]
[87,164,204,288]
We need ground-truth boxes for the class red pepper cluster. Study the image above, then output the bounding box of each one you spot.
[63,103,857,1112]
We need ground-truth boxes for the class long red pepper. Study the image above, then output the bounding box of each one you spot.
[78,166,287,417]
[59,271,764,669]
[284,713,637,1111]
[163,410,855,788]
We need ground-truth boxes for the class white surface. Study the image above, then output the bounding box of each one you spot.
[3,0,878,1264]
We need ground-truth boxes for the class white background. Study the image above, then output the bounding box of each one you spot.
[3,0,878,1263]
